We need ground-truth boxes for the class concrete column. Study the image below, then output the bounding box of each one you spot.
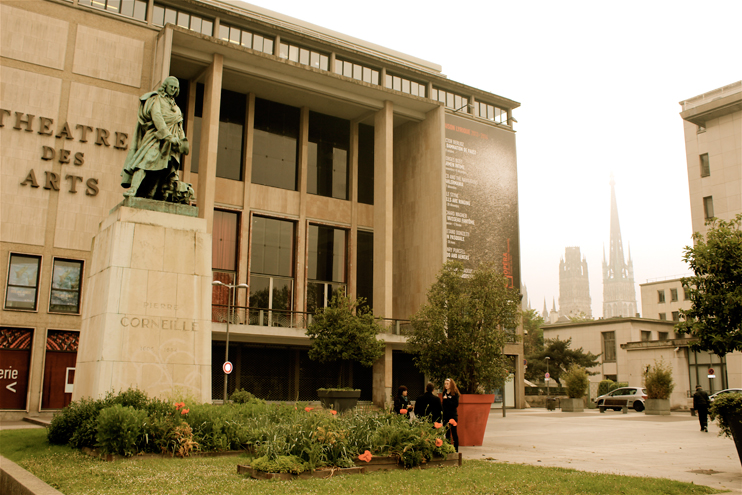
[294,107,310,313]
[237,94,255,307]
[373,101,393,319]
[196,53,223,234]
[348,121,359,298]
[373,344,393,407]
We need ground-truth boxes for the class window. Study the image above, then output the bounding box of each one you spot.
[79,0,147,21]
[385,73,426,97]
[357,124,374,205]
[658,332,669,341]
[670,288,678,302]
[308,112,349,200]
[431,88,467,112]
[703,196,714,220]
[5,254,41,310]
[219,23,274,54]
[657,290,665,303]
[659,313,667,320]
[307,225,346,313]
[153,4,212,35]
[334,59,379,84]
[672,311,680,322]
[700,153,710,177]
[475,101,508,124]
[249,217,294,314]
[212,210,240,317]
[641,331,651,342]
[602,331,616,362]
[251,98,300,191]
[356,231,373,310]
[281,42,329,70]
[49,259,83,314]
[217,89,246,181]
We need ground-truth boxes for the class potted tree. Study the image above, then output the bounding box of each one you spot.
[408,261,519,446]
[561,364,589,412]
[677,214,742,465]
[710,393,742,467]
[306,293,385,412]
[643,358,674,416]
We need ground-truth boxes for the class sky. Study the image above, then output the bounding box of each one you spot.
[235,0,740,318]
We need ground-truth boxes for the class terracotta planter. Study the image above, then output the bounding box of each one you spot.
[561,398,584,412]
[644,398,671,416]
[317,389,360,412]
[457,394,495,446]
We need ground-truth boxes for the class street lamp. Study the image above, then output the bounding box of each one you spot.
[212,280,249,403]
[545,356,551,410]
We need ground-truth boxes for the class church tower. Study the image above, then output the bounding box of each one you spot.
[559,247,592,317]
[602,178,637,318]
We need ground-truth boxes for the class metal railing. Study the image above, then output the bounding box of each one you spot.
[211,304,411,334]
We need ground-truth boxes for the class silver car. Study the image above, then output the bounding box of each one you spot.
[709,388,742,403]
[595,387,648,412]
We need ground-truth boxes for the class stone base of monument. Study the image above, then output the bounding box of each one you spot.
[72,200,212,403]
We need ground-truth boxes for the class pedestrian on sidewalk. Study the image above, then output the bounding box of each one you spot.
[414,382,442,423]
[442,378,460,452]
[693,385,710,432]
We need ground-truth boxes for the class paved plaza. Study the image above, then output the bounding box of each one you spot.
[462,408,742,493]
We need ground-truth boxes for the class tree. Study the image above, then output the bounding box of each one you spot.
[525,337,600,386]
[407,261,520,394]
[522,309,544,357]
[677,214,742,356]
[306,293,386,387]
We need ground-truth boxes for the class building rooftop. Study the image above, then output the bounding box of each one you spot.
[679,80,742,125]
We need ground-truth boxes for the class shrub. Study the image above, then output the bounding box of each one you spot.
[96,404,147,456]
[709,393,742,439]
[252,455,306,474]
[597,380,615,397]
[230,388,259,404]
[563,365,589,399]
[643,359,675,399]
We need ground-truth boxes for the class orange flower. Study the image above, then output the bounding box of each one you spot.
[400,409,407,414]
[434,422,442,429]
[174,402,185,410]
[181,408,189,415]
[435,438,443,447]
[331,410,337,415]
[448,418,457,426]
[305,407,314,412]
[358,450,372,462]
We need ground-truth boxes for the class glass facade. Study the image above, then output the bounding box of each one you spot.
[79,0,147,21]
[356,231,373,310]
[334,59,379,85]
[432,88,468,112]
[308,112,350,200]
[249,217,294,314]
[153,4,212,35]
[385,73,426,97]
[252,98,300,191]
[357,124,374,205]
[307,225,346,313]
[280,42,329,70]
[219,23,274,54]
[217,89,246,181]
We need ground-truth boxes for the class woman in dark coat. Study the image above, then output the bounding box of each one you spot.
[442,378,460,452]
[393,385,411,416]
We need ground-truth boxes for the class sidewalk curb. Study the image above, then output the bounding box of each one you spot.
[0,455,64,495]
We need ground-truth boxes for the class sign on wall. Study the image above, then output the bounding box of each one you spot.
[444,114,520,288]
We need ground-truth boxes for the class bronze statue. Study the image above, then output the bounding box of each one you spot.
[121,76,194,204]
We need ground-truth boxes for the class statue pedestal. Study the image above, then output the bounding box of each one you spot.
[73,201,212,403]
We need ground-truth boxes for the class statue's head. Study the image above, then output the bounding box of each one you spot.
[160,76,180,98]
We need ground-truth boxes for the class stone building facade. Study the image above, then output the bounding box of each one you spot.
[558,246,591,318]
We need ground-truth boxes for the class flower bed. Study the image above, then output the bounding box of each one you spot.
[48,388,457,475]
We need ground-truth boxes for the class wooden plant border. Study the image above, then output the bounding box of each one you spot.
[237,453,462,480]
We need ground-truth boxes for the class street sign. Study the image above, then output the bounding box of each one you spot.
[524,359,527,366]
[223,361,233,374]
[545,377,550,382]
[545,372,550,379]
[708,368,715,378]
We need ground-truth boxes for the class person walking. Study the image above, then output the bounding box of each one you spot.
[393,385,411,416]
[693,385,710,432]
[442,378,460,452]
[414,382,442,423]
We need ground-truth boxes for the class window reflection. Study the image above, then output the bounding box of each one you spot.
[252,98,300,191]
[308,112,349,200]
[308,225,346,283]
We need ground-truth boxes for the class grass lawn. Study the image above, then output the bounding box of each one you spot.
[0,429,719,495]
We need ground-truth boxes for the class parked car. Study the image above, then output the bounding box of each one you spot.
[709,388,742,403]
[595,387,648,412]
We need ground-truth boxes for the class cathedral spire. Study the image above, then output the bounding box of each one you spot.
[607,176,627,280]
[602,177,637,318]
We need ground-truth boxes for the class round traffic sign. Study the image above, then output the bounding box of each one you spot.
[545,372,550,379]
[708,368,714,375]
[223,361,233,374]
